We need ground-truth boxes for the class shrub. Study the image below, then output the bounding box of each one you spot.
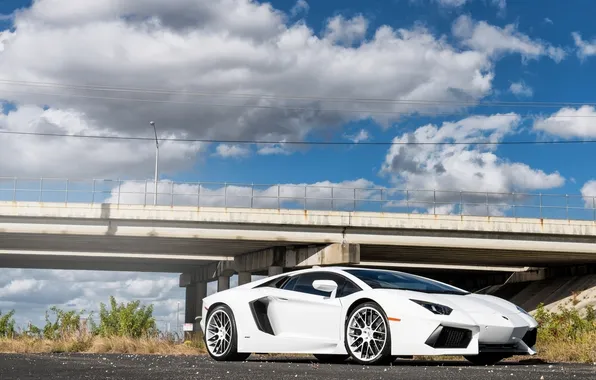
[42,306,92,340]
[0,310,16,338]
[96,296,157,338]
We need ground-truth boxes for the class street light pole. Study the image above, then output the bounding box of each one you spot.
[176,301,180,340]
[150,121,159,206]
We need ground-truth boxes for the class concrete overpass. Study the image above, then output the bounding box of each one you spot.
[2,178,596,328]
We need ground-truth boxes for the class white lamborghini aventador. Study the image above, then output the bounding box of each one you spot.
[198,266,538,365]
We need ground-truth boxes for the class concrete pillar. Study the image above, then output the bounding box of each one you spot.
[238,272,252,285]
[268,266,283,276]
[184,284,197,324]
[194,282,207,333]
[217,275,230,291]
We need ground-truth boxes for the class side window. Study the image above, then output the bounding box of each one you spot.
[281,275,299,291]
[280,272,363,298]
[337,280,361,298]
[255,275,289,288]
[292,273,337,296]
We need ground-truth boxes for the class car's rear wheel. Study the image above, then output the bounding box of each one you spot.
[344,302,393,365]
[464,353,509,366]
[205,304,251,362]
[313,354,350,364]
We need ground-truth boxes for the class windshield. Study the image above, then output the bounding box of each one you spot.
[345,269,468,295]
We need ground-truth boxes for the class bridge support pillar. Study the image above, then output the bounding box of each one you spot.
[184,283,197,325]
[217,275,230,292]
[184,281,208,324]
[238,272,252,285]
[268,266,283,276]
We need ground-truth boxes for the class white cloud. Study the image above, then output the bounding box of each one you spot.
[0,105,204,178]
[381,114,565,214]
[491,0,507,11]
[323,14,368,46]
[509,81,533,97]
[104,178,382,210]
[572,32,596,60]
[0,269,185,331]
[544,18,553,25]
[344,129,370,143]
[533,105,596,138]
[581,180,596,208]
[0,30,14,52]
[434,0,468,7]
[453,15,566,63]
[426,0,506,9]
[0,0,546,178]
[256,142,291,155]
[214,144,251,158]
[290,0,309,17]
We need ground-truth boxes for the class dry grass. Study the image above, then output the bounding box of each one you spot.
[3,303,596,364]
[534,330,596,363]
[0,336,205,356]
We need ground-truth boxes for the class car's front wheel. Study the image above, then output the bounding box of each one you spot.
[204,304,250,362]
[344,302,393,365]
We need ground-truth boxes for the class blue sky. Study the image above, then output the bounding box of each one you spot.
[169,0,596,195]
[3,0,596,329]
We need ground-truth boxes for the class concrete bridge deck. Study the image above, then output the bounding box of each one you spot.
[1,201,596,273]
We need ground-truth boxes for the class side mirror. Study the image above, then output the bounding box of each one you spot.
[312,279,338,295]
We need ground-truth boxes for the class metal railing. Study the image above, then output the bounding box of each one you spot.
[1,177,595,221]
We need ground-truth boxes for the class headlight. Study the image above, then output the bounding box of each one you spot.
[410,299,453,315]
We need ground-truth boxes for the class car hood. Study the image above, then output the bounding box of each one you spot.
[376,289,521,315]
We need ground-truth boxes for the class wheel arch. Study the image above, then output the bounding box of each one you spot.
[344,297,379,323]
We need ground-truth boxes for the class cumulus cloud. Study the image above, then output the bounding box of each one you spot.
[344,129,370,143]
[0,0,558,177]
[0,269,186,331]
[0,104,204,178]
[533,105,596,138]
[572,32,596,60]
[509,81,533,97]
[290,0,309,17]
[425,0,506,9]
[581,180,596,208]
[452,15,566,63]
[380,114,565,214]
[104,178,382,211]
[323,15,368,45]
[434,0,468,7]
[214,144,251,158]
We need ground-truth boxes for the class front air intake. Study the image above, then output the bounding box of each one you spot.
[425,326,472,349]
[522,328,537,347]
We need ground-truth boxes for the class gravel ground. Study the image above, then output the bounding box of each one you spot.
[0,353,595,380]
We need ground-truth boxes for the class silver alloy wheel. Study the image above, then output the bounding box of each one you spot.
[346,306,388,362]
[206,309,232,357]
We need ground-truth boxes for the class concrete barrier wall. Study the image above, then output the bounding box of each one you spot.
[487,275,596,313]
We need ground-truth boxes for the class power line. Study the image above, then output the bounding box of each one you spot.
[1,129,594,146]
[3,88,596,120]
[1,78,595,109]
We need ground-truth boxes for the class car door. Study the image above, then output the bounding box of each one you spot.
[266,272,346,352]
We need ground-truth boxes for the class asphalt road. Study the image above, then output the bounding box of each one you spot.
[0,353,594,380]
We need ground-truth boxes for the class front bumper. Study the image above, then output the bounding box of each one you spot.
[389,311,538,356]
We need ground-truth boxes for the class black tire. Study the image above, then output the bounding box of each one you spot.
[313,354,350,364]
[204,304,251,362]
[464,353,509,366]
[344,302,393,365]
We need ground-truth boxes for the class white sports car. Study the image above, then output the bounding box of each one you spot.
[198,266,538,365]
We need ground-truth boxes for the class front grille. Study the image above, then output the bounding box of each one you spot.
[425,326,472,349]
[479,343,518,352]
[522,328,537,347]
